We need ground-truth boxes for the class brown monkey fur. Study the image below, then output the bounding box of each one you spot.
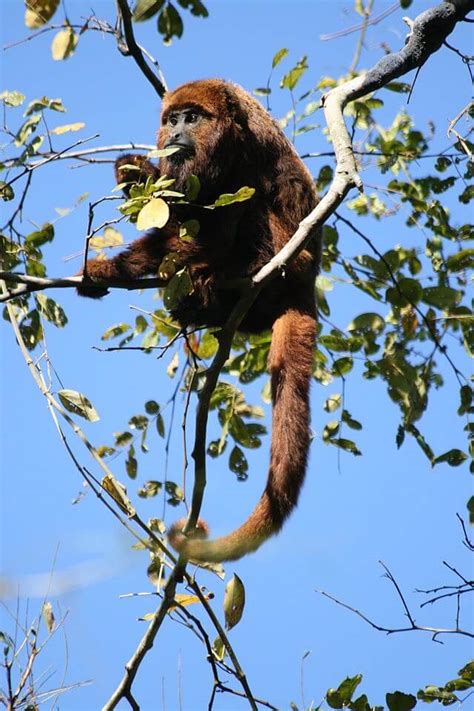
[78,79,319,562]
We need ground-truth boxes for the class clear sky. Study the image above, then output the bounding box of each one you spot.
[1,2,472,710]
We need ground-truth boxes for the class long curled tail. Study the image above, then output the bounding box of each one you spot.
[168,306,316,563]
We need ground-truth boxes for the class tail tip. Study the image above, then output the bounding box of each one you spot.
[168,517,209,556]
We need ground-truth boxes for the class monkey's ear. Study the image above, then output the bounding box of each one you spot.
[115,154,160,197]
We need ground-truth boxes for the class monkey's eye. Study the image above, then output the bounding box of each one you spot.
[187,111,199,123]
[168,115,179,127]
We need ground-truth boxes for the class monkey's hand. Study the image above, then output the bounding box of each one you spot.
[76,259,117,299]
[115,154,159,197]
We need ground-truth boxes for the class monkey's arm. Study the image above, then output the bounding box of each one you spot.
[77,228,178,298]
[115,154,160,197]
[78,153,173,298]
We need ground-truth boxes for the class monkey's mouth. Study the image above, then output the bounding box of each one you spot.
[165,143,194,161]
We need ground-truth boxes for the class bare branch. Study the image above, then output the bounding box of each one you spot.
[0,272,168,303]
[2,144,156,171]
[115,0,167,97]
[317,561,473,642]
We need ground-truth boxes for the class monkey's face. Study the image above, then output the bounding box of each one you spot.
[161,107,202,162]
[157,82,242,196]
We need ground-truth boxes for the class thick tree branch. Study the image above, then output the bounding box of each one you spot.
[0,273,168,303]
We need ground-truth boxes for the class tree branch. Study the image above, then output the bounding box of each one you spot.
[115,0,167,97]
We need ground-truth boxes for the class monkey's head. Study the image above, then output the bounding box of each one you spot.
[157,80,255,198]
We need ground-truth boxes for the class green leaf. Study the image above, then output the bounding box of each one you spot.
[165,481,184,506]
[326,688,343,709]
[229,445,248,480]
[433,449,468,467]
[156,413,165,437]
[96,445,115,458]
[36,294,68,327]
[184,174,201,201]
[398,278,423,304]
[133,0,165,22]
[446,249,474,272]
[406,424,434,464]
[396,425,405,449]
[212,635,226,662]
[229,416,266,449]
[337,674,363,703]
[458,385,473,416]
[211,186,255,207]
[347,312,385,334]
[179,219,200,241]
[58,389,100,422]
[145,400,160,414]
[176,0,208,17]
[272,47,289,69]
[281,56,308,91]
[386,691,416,711]
[327,675,363,709]
[15,114,41,146]
[102,323,131,341]
[163,268,194,310]
[26,223,54,247]
[0,182,15,201]
[323,421,340,441]
[417,686,456,706]
[330,438,362,456]
[115,431,133,446]
[126,444,138,479]
[333,357,354,376]
[24,96,66,115]
[341,409,362,431]
[129,414,149,431]
[385,81,411,94]
[422,286,461,310]
[0,631,14,650]
[320,334,364,353]
[137,480,162,498]
[158,3,184,43]
[197,331,218,359]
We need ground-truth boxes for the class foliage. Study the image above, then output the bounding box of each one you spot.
[1,1,473,708]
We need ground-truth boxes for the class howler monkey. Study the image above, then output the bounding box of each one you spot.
[78,79,320,562]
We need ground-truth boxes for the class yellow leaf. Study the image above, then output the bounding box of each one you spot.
[223,574,245,630]
[102,474,136,517]
[136,198,170,231]
[51,122,85,135]
[89,227,124,251]
[42,601,55,632]
[212,635,226,661]
[25,0,59,28]
[168,594,201,612]
[51,26,78,61]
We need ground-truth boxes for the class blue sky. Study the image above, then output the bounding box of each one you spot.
[1,2,472,710]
